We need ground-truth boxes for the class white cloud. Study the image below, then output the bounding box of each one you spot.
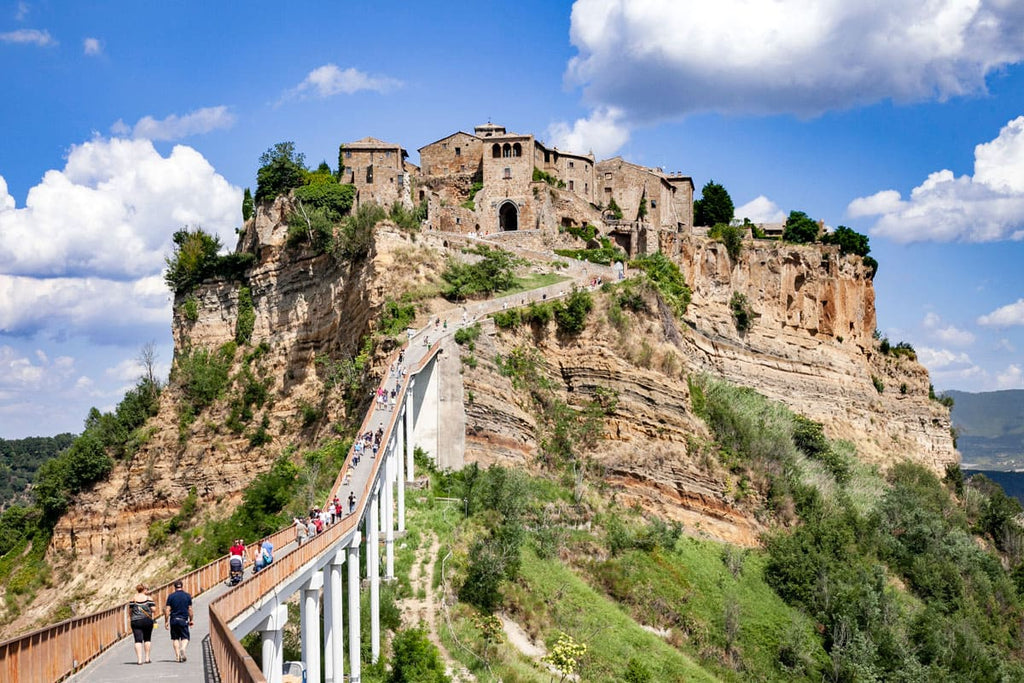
[15,2,29,21]
[918,346,975,371]
[546,107,630,158]
[0,345,77,393]
[0,137,241,281]
[0,28,55,46]
[111,105,236,141]
[996,338,1016,352]
[83,37,101,56]
[922,312,975,346]
[978,298,1024,326]
[566,0,1024,121]
[734,195,785,224]
[849,116,1024,242]
[0,274,170,340]
[284,64,402,101]
[996,364,1023,389]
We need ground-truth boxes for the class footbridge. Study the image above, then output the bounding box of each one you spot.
[0,251,615,683]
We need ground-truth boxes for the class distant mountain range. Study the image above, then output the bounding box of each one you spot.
[948,389,1024,469]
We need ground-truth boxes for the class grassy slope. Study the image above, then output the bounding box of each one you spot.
[406,479,821,682]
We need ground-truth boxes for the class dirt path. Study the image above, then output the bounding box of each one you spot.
[398,532,476,682]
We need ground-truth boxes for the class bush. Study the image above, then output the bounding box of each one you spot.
[730,292,753,332]
[387,627,450,682]
[554,288,593,334]
[293,178,355,221]
[630,252,691,316]
[453,323,481,349]
[235,286,255,345]
[334,202,386,260]
[380,300,416,338]
[565,223,597,241]
[872,375,884,393]
[442,245,523,300]
[708,222,743,261]
[164,228,222,295]
[554,237,626,266]
[389,200,427,231]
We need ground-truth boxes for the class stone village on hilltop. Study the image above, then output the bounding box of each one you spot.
[337,122,694,258]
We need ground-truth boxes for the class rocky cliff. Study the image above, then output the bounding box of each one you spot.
[3,215,956,633]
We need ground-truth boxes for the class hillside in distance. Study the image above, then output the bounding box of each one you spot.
[949,389,1024,469]
[0,434,75,509]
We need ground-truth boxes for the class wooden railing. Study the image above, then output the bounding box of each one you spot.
[0,523,257,681]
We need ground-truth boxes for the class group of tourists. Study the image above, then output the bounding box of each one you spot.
[294,495,351,545]
[127,580,193,665]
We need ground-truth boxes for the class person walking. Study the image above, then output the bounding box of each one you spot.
[295,517,308,546]
[128,584,156,665]
[164,580,194,663]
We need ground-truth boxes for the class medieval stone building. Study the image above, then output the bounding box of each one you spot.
[346,123,694,258]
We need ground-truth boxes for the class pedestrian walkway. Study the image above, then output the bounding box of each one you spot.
[71,253,597,681]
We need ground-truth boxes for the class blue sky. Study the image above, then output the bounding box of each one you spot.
[1,0,1023,438]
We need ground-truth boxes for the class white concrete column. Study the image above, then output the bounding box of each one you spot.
[260,604,288,683]
[347,531,361,683]
[404,390,415,482]
[396,427,406,533]
[324,551,345,683]
[385,449,395,580]
[367,487,381,662]
[301,571,324,683]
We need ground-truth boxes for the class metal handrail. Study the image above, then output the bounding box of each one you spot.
[209,339,441,682]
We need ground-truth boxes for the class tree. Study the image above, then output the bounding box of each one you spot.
[694,180,734,227]
[781,210,820,244]
[164,227,222,294]
[241,187,254,222]
[822,225,870,257]
[255,142,306,204]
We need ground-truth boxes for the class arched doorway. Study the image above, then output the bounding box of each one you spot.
[499,202,518,231]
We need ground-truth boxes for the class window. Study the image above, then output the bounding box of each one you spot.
[605,173,612,180]
[502,143,512,158]
[385,151,391,158]
[460,164,465,172]
[569,161,575,169]
[650,200,657,208]
[442,143,448,149]
[513,142,522,157]
[456,217,461,225]
[503,167,512,179]
[455,147,461,156]
[366,165,373,183]
[492,144,501,158]
[604,186,612,193]
[345,151,352,158]
[569,180,574,191]
[585,183,588,194]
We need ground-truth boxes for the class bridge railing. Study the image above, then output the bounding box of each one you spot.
[209,339,440,682]
[0,516,263,681]
[1,274,574,682]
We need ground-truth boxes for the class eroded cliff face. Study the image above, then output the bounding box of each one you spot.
[675,237,955,472]
[458,235,956,548]
[21,203,446,627]
[7,220,956,634]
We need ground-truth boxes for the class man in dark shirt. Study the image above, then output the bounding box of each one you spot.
[164,579,194,662]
